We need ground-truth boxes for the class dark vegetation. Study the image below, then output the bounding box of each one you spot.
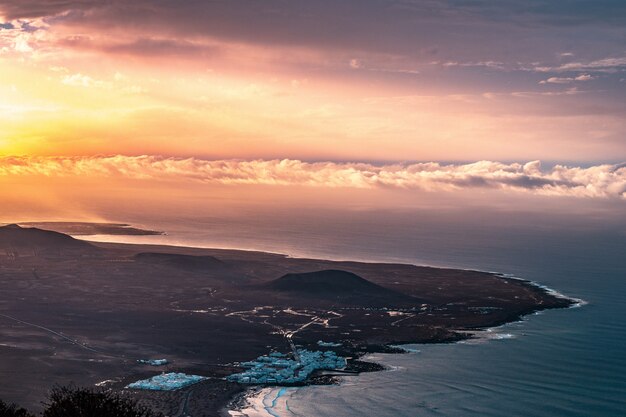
[0,386,161,417]
[0,400,34,417]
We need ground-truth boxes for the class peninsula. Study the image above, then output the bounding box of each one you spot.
[0,224,573,416]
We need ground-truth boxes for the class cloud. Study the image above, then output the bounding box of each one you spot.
[0,1,76,19]
[61,73,109,88]
[51,35,220,59]
[349,59,361,69]
[535,57,626,73]
[0,0,623,110]
[0,156,624,199]
[102,38,220,58]
[574,74,594,81]
[49,65,69,72]
[539,74,595,84]
[1,0,622,65]
[13,33,33,52]
[350,58,420,75]
[440,60,505,70]
[0,18,49,55]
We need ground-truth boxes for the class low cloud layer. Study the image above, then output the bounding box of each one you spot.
[1,156,624,199]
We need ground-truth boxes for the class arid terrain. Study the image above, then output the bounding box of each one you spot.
[0,224,572,416]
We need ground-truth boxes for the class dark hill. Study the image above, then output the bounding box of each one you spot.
[265,269,416,306]
[0,224,95,255]
[267,270,386,293]
[134,252,226,271]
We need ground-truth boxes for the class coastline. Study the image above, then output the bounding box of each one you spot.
[217,271,582,417]
[83,234,586,310]
[495,273,588,309]
[83,238,580,417]
[82,236,583,417]
[0,224,582,416]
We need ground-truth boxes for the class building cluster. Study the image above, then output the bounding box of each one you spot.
[227,350,346,384]
[317,340,342,347]
[126,372,206,390]
[137,358,169,366]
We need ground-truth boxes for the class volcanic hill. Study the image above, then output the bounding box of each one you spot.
[265,269,418,306]
[0,224,95,256]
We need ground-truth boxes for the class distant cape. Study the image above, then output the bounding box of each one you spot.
[0,224,95,256]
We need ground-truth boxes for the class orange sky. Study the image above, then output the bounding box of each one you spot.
[0,1,624,221]
[0,2,624,162]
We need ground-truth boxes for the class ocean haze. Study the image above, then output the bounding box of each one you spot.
[81,205,624,269]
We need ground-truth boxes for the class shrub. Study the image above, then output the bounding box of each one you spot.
[0,400,34,417]
[42,386,161,417]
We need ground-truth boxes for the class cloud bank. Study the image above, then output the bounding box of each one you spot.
[1,156,624,199]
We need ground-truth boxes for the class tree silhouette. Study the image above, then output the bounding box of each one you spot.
[42,386,162,417]
[0,400,35,417]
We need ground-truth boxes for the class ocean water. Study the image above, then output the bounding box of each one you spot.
[86,208,626,417]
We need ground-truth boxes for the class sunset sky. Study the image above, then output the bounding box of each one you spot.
[0,1,624,221]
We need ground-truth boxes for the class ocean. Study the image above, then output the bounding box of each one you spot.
[85,206,626,417]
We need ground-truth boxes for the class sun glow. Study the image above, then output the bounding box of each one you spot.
[0,7,623,163]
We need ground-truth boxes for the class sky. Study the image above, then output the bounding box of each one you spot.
[0,0,624,222]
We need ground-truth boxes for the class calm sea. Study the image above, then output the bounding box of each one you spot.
[87,207,626,417]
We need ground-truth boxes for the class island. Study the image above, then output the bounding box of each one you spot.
[0,224,574,416]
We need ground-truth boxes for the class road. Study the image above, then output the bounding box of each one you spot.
[0,312,126,359]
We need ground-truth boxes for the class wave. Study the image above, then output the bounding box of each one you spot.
[226,387,299,417]
[496,272,588,308]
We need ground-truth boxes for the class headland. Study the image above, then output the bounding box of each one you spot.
[0,224,574,416]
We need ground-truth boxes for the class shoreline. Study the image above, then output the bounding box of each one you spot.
[82,234,584,307]
[221,298,577,417]
[495,272,588,309]
[217,274,582,417]
[0,225,582,416]
[75,232,510,271]
[85,236,584,416]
